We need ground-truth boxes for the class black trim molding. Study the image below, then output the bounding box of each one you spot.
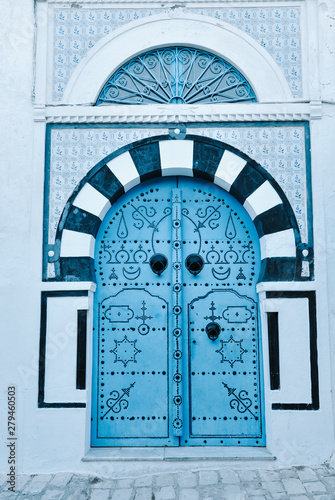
[266,291,319,411]
[39,290,88,408]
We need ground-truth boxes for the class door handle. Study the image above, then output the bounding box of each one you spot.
[185,254,204,276]
[205,322,221,341]
[149,253,168,275]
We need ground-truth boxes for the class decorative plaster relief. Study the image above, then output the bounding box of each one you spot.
[53,7,302,101]
[47,124,309,280]
[191,126,308,246]
[47,128,169,249]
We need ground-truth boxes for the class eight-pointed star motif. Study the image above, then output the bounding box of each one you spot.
[216,335,248,368]
[110,335,141,367]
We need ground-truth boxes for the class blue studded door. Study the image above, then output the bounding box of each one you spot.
[91,176,265,447]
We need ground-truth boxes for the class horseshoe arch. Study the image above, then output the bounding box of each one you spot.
[53,134,302,284]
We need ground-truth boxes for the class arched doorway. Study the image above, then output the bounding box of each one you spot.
[54,134,302,448]
[91,176,264,446]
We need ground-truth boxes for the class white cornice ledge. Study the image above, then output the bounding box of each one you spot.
[34,105,46,122]
[310,101,322,120]
[45,103,312,123]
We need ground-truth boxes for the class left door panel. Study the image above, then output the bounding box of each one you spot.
[91,178,178,446]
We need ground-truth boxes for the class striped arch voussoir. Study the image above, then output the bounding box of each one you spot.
[54,135,302,283]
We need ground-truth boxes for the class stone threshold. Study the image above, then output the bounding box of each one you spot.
[82,447,275,462]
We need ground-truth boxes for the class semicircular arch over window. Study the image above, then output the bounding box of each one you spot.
[96,47,257,105]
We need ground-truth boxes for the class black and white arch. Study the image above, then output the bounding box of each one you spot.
[54,135,301,282]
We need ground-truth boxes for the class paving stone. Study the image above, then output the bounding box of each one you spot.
[21,475,53,494]
[296,467,319,481]
[115,478,134,488]
[49,473,73,488]
[1,482,16,494]
[176,472,197,488]
[258,470,280,482]
[134,476,152,487]
[200,485,223,499]
[0,493,19,499]
[0,474,7,487]
[69,476,92,487]
[222,483,246,499]
[323,467,335,476]
[33,474,53,482]
[266,494,286,499]
[279,468,299,478]
[261,480,285,493]
[288,496,311,500]
[155,474,174,487]
[244,485,268,496]
[134,487,152,500]
[89,488,110,500]
[111,488,133,500]
[304,481,328,494]
[91,479,116,489]
[62,491,87,500]
[198,470,218,486]
[315,467,334,478]
[12,474,31,491]
[323,475,335,487]
[90,477,105,487]
[219,469,240,484]
[5,467,334,500]
[63,485,90,498]
[179,488,199,500]
[41,489,65,500]
[155,485,176,500]
[237,470,258,481]
[282,477,306,495]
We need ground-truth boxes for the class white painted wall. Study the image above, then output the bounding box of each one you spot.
[0,0,36,475]
[0,0,335,474]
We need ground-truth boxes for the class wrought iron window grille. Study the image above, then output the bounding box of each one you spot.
[96,47,257,105]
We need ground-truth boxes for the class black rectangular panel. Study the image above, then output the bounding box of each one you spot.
[76,310,87,390]
[266,291,319,411]
[39,291,88,408]
[267,312,280,390]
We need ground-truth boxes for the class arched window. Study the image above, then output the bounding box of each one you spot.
[96,47,256,105]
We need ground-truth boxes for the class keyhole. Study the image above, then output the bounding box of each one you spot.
[185,254,204,276]
[149,254,168,275]
[205,322,221,341]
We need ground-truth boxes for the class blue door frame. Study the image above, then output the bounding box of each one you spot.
[91,176,265,446]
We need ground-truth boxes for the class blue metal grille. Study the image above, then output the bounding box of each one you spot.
[96,47,256,105]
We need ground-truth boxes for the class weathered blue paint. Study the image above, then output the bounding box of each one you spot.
[91,176,265,446]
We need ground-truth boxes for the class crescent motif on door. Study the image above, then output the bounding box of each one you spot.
[211,267,231,280]
[122,266,141,280]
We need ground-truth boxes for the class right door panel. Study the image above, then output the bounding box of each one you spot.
[178,177,265,446]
